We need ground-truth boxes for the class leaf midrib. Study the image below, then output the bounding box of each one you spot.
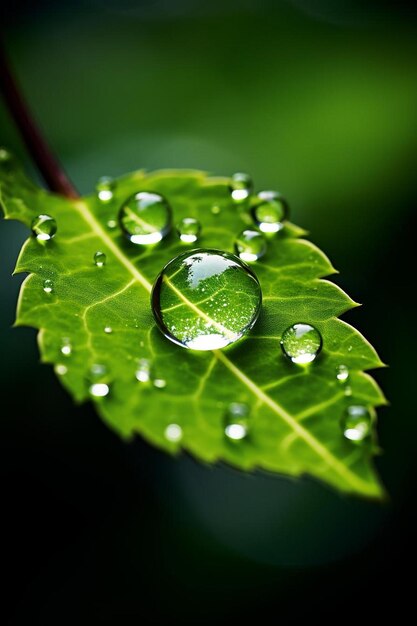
[74,198,378,496]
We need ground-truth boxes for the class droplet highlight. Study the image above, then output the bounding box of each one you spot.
[55,364,68,376]
[342,405,372,443]
[251,191,288,233]
[31,214,57,242]
[177,217,201,243]
[281,323,322,364]
[96,176,115,202]
[224,402,249,440]
[94,251,106,267]
[164,423,183,442]
[230,172,253,202]
[88,363,110,398]
[118,191,172,245]
[151,249,262,351]
[153,378,167,389]
[43,279,54,294]
[234,229,266,262]
[104,326,113,334]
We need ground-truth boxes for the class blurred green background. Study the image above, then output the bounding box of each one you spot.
[1,1,416,623]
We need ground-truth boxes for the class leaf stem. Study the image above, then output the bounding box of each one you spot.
[0,40,79,199]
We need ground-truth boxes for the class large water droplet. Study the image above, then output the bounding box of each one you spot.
[94,251,107,267]
[234,229,266,262]
[135,358,151,383]
[118,191,172,245]
[336,364,349,382]
[164,423,183,442]
[177,217,201,243]
[151,249,262,350]
[31,214,57,242]
[224,402,249,440]
[230,172,253,202]
[280,323,322,364]
[88,363,110,398]
[342,405,372,443]
[96,176,115,202]
[43,279,54,294]
[251,191,288,233]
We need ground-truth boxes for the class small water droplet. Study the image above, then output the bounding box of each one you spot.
[342,405,371,443]
[151,249,262,350]
[94,251,106,267]
[118,191,172,245]
[96,176,115,202]
[177,217,201,243]
[281,323,322,364]
[135,358,151,382]
[234,229,266,262]
[60,338,72,356]
[88,363,110,397]
[211,205,221,215]
[107,218,117,229]
[344,385,352,397]
[224,402,249,440]
[229,172,253,202]
[43,279,54,294]
[251,191,289,233]
[164,423,183,442]
[104,326,113,334]
[31,214,57,242]
[347,345,353,352]
[55,364,68,375]
[336,364,349,382]
[153,378,166,389]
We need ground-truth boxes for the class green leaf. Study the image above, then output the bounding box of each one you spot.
[0,155,387,498]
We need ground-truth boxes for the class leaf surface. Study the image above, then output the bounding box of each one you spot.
[0,156,387,497]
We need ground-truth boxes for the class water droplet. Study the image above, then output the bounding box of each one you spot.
[94,251,106,267]
[251,191,289,233]
[224,402,249,440]
[43,279,54,294]
[118,191,172,245]
[151,249,262,350]
[104,326,113,334]
[234,229,266,262]
[229,172,253,202]
[153,378,166,389]
[135,358,151,382]
[342,405,372,443]
[347,345,353,352]
[280,323,322,364]
[344,385,352,397]
[164,423,183,442]
[60,338,72,356]
[31,214,57,242]
[55,364,68,375]
[88,363,110,397]
[211,205,221,215]
[177,217,201,243]
[107,218,117,229]
[336,364,349,382]
[96,176,115,202]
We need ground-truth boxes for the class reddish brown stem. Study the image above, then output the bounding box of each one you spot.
[0,40,79,199]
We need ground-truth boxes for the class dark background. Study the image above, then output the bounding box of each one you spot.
[1,1,416,623]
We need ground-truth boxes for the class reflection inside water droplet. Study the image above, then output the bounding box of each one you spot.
[251,191,288,233]
[31,214,57,242]
[118,191,172,245]
[280,323,322,364]
[151,249,262,351]
[234,229,266,262]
